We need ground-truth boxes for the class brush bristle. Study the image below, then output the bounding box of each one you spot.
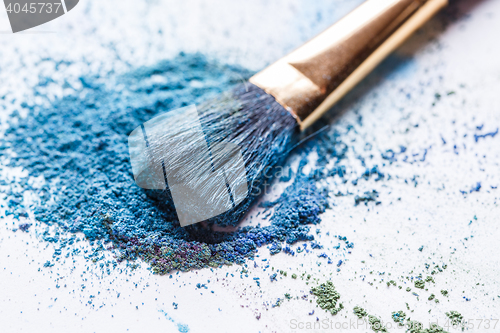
[141,83,299,227]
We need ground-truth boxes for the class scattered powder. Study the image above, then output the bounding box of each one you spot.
[415,279,425,289]
[353,306,368,318]
[445,310,463,326]
[310,281,343,315]
[158,309,190,333]
[391,310,406,326]
[367,315,388,332]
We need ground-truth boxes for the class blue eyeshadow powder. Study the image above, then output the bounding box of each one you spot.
[2,53,353,273]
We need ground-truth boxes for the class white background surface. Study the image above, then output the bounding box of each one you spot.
[1,0,500,332]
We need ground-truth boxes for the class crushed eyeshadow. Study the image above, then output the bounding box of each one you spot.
[391,310,406,326]
[1,53,362,274]
[353,306,368,318]
[310,281,343,315]
[445,310,463,326]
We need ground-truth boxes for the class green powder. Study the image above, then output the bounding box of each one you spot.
[368,315,388,332]
[426,324,449,333]
[310,281,343,315]
[394,315,449,333]
[415,280,425,289]
[428,294,435,301]
[445,311,463,326]
[407,320,424,333]
[441,290,449,297]
[353,306,368,318]
[391,310,406,326]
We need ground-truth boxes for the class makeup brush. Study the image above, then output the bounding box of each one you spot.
[131,0,448,227]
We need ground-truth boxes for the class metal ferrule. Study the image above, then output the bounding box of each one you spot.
[249,0,448,130]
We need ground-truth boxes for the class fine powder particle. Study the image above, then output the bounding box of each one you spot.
[310,281,343,315]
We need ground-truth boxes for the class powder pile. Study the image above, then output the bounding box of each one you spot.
[2,53,357,274]
[310,281,343,315]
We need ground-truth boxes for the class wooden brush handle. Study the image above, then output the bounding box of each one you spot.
[249,0,449,130]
